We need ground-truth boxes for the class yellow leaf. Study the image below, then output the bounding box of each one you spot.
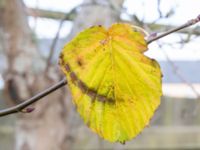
[59,23,162,143]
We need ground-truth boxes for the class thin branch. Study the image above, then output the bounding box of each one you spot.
[0,15,199,117]
[147,14,200,44]
[44,19,65,73]
[0,78,67,117]
[157,42,200,98]
[26,8,71,20]
[25,8,200,36]
[157,0,163,18]
[44,2,112,72]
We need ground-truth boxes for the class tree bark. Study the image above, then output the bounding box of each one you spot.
[1,0,69,149]
[0,0,124,149]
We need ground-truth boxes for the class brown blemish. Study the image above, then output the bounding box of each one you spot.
[76,57,84,66]
[120,141,126,145]
[65,64,70,72]
[70,72,77,82]
[77,80,87,93]
[59,53,64,59]
[59,53,65,66]
[88,90,97,101]
[64,62,115,103]
[97,95,107,102]
[77,60,83,66]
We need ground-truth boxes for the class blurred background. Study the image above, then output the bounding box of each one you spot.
[0,0,200,149]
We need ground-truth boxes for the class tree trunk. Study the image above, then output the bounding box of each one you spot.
[1,0,69,149]
[0,0,124,149]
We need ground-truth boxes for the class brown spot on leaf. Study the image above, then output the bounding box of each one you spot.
[77,57,84,66]
[120,141,126,145]
[77,80,87,93]
[97,95,107,102]
[65,64,71,72]
[59,53,64,59]
[70,72,77,82]
[88,90,97,101]
[65,63,115,103]
[59,53,65,66]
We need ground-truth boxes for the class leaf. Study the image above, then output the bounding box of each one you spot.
[59,23,162,143]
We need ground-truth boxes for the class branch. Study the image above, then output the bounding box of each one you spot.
[43,2,111,72]
[25,8,200,36]
[44,19,65,73]
[0,15,199,117]
[147,15,200,44]
[0,78,67,117]
[157,41,200,98]
[26,8,73,20]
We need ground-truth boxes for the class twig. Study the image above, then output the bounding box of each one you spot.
[147,14,200,44]
[0,15,199,117]
[44,2,110,73]
[157,42,200,98]
[44,19,65,73]
[157,0,163,18]
[0,78,67,117]
[26,8,200,36]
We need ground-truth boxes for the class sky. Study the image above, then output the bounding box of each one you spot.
[24,0,200,37]
[23,0,200,61]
